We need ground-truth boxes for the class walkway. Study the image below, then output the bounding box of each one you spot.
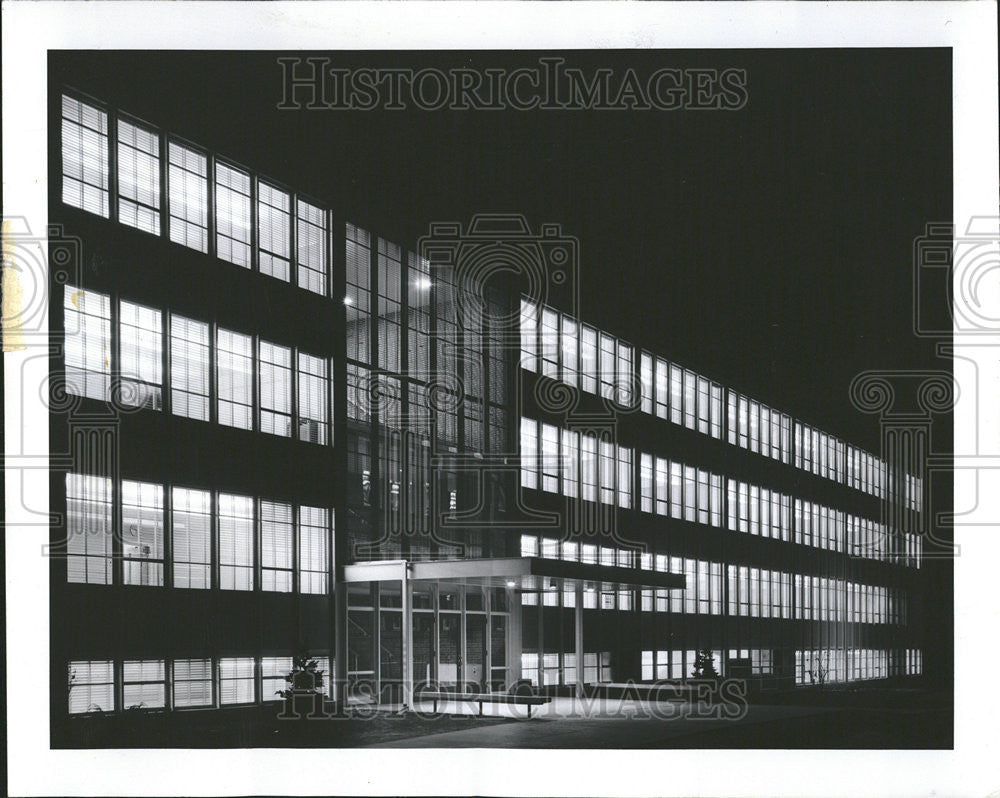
[370,697,834,748]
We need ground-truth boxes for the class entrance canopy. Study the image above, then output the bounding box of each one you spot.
[343,556,686,592]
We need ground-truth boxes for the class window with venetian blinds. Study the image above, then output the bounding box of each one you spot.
[66,473,113,584]
[168,141,209,253]
[258,182,291,281]
[215,163,252,268]
[297,352,328,444]
[64,286,111,401]
[259,341,292,436]
[172,487,211,589]
[261,500,293,592]
[297,198,327,295]
[217,329,253,430]
[117,119,161,235]
[218,493,253,590]
[61,96,109,217]
[170,314,210,421]
[119,300,163,410]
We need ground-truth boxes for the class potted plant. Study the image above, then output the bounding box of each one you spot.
[276,652,329,721]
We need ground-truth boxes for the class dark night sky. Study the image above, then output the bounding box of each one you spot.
[51,49,952,453]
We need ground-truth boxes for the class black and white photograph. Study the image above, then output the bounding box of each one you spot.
[3,2,999,796]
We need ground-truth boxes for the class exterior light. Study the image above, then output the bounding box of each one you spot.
[506,580,516,588]
[415,278,432,290]
[343,296,353,305]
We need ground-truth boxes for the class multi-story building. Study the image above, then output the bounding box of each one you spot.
[49,83,933,740]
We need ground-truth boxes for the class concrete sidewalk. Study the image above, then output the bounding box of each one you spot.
[369,699,833,748]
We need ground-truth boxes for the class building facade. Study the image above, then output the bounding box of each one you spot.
[49,86,930,735]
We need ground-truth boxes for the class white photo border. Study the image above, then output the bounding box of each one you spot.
[3,2,998,796]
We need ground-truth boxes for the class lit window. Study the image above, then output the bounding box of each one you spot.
[640,453,653,513]
[172,487,211,589]
[64,286,111,401]
[258,341,292,436]
[61,95,109,217]
[219,493,254,590]
[119,300,163,409]
[683,370,697,430]
[123,659,165,709]
[298,506,329,594]
[727,391,738,445]
[669,365,683,425]
[599,440,615,505]
[749,400,760,453]
[167,141,208,252]
[697,470,710,524]
[68,660,114,714]
[296,199,327,295]
[219,657,255,704]
[669,462,682,520]
[616,342,632,405]
[580,326,598,394]
[655,457,669,516]
[121,480,164,586]
[599,333,616,399]
[66,473,112,585]
[261,656,294,702]
[217,329,253,430]
[117,119,161,235]
[173,658,213,708]
[617,445,632,509]
[541,423,560,493]
[345,223,372,364]
[655,358,669,420]
[261,500,294,592]
[580,434,598,502]
[562,428,579,498]
[520,418,538,489]
[640,353,653,414]
[297,352,329,444]
[540,308,559,378]
[215,163,252,267]
[258,182,291,281]
[519,299,538,372]
[561,316,578,387]
[710,384,723,439]
[170,314,210,421]
[684,466,696,522]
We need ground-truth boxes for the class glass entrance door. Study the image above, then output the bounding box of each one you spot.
[413,612,435,690]
[438,613,461,688]
[465,614,487,691]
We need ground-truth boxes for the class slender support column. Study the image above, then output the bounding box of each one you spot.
[334,581,348,712]
[402,569,414,709]
[575,582,585,699]
[508,587,523,687]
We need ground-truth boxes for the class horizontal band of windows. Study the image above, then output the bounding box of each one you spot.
[68,654,331,714]
[519,417,922,569]
[66,473,330,594]
[62,286,331,445]
[519,295,921,506]
[517,533,907,625]
[61,93,329,298]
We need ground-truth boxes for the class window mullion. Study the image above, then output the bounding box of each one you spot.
[163,480,173,589]
[207,154,217,260]
[158,128,168,238]
[290,193,298,290]
[250,175,260,274]
[108,108,120,222]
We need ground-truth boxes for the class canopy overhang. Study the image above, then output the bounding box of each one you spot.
[343,556,685,591]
